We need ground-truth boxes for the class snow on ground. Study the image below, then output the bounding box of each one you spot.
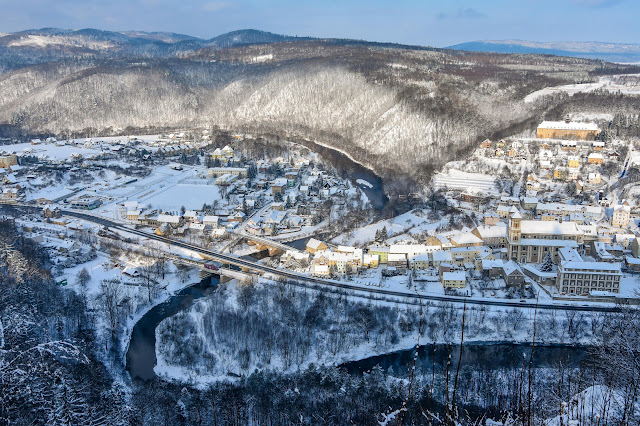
[331,209,442,246]
[356,178,373,188]
[432,169,500,196]
[139,183,221,212]
[545,385,636,426]
[0,142,104,160]
[525,74,640,103]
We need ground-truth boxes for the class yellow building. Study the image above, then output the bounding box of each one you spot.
[537,119,599,140]
[588,153,604,165]
[441,271,466,289]
[306,238,328,254]
[368,246,389,263]
[554,168,567,180]
[0,155,18,168]
[567,156,580,168]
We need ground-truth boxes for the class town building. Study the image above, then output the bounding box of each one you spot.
[557,260,622,295]
[611,205,631,228]
[536,119,599,140]
[441,271,466,289]
[507,211,584,263]
[306,238,328,254]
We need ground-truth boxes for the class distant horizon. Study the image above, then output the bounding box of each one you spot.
[2,26,640,50]
[0,0,637,47]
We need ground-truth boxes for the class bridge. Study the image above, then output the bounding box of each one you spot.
[2,204,624,313]
[233,232,299,256]
[164,253,254,282]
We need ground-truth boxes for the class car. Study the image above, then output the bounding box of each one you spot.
[204,264,219,271]
[519,299,527,303]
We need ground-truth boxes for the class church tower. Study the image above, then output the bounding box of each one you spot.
[508,209,522,242]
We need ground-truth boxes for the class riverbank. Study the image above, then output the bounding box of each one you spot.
[151,277,603,388]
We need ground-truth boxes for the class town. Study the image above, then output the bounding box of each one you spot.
[1,117,640,308]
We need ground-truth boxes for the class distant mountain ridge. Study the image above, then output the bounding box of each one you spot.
[448,40,640,63]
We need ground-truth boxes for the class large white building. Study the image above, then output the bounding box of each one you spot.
[557,261,621,295]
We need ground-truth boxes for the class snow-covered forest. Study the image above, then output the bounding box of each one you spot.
[2,33,637,195]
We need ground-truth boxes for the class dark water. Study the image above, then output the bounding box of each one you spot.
[296,139,388,210]
[287,237,309,251]
[341,342,590,376]
[126,277,219,381]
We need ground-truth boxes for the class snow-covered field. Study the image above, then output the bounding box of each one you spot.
[332,209,443,246]
[138,183,221,211]
[432,169,499,196]
[525,74,640,103]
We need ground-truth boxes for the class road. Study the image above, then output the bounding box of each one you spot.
[5,204,622,313]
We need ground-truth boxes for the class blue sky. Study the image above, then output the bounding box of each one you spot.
[0,0,638,46]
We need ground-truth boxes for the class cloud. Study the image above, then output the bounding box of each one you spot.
[437,7,487,20]
[572,0,624,7]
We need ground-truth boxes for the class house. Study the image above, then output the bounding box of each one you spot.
[441,271,466,289]
[362,254,379,268]
[449,232,483,248]
[472,224,508,249]
[0,155,18,168]
[157,214,181,226]
[432,250,453,269]
[611,205,630,228]
[567,156,580,168]
[587,153,604,165]
[588,172,601,185]
[201,215,218,227]
[127,210,141,221]
[272,178,287,195]
[387,253,408,272]
[410,253,431,270]
[42,205,61,219]
[500,261,525,287]
[306,238,328,254]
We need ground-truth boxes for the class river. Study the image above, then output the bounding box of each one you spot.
[126,276,219,381]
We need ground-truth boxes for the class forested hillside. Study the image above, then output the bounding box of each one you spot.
[0,29,637,193]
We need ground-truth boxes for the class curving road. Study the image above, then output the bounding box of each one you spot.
[9,204,622,313]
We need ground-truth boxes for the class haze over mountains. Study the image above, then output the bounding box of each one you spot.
[448,40,640,63]
[1,28,639,194]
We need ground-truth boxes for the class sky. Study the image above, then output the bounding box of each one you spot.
[0,0,638,47]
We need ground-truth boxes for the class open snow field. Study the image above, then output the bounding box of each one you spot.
[139,183,221,211]
[432,169,499,196]
[524,74,640,103]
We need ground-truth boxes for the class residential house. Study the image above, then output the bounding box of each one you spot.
[611,205,631,228]
[306,238,328,254]
[442,271,466,289]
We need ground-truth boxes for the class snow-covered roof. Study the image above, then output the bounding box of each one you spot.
[449,233,483,246]
[538,120,599,131]
[307,238,326,249]
[388,253,407,262]
[561,261,621,272]
[520,220,581,236]
[432,250,453,262]
[442,271,465,281]
[157,214,180,224]
[473,224,507,239]
[588,153,604,159]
